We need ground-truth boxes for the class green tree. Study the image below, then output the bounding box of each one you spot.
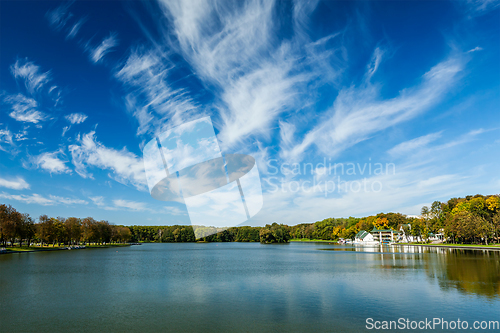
[65,217,82,245]
[54,218,66,246]
[2,205,20,246]
[259,223,290,243]
[97,220,112,244]
[20,214,35,247]
[81,217,98,244]
[421,206,430,220]
[37,215,56,246]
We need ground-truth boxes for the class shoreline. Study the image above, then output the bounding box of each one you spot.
[0,244,131,255]
[289,239,337,243]
[290,239,500,251]
[4,242,500,253]
[392,243,500,251]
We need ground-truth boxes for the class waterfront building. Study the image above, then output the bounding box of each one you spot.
[371,228,400,244]
[354,230,379,245]
[399,224,415,242]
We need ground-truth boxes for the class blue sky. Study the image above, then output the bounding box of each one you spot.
[0,0,499,226]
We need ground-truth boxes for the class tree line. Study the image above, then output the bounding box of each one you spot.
[2,194,498,246]
[288,194,500,245]
[0,204,290,246]
[127,224,288,243]
[421,194,500,245]
[0,204,131,247]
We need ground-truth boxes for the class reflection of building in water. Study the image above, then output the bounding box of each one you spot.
[359,246,378,253]
[371,227,400,244]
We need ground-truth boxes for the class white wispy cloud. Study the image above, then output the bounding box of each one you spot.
[66,17,85,40]
[0,192,54,206]
[14,127,29,142]
[110,199,182,214]
[32,150,71,174]
[0,127,14,151]
[292,0,322,41]
[90,196,148,211]
[10,59,52,95]
[2,59,63,128]
[3,94,46,123]
[62,126,71,137]
[113,199,150,212]
[0,177,30,190]
[88,196,118,210]
[46,1,87,41]
[69,131,146,190]
[88,33,118,63]
[115,48,198,136]
[388,128,496,165]
[0,192,87,206]
[468,46,483,53]
[164,206,186,215]
[156,0,308,149]
[465,0,500,13]
[113,0,341,152]
[217,53,303,148]
[89,196,105,206]
[46,1,73,31]
[280,55,466,161]
[388,132,443,156]
[365,47,384,82]
[431,128,493,151]
[48,195,88,205]
[160,0,276,83]
[65,113,88,124]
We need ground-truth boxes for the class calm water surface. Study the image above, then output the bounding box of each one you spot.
[1,243,499,332]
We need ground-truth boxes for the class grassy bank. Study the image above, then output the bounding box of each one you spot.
[290,239,337,243]
[394,243,500,250]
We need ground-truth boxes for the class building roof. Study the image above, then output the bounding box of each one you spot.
[355,230,370,239]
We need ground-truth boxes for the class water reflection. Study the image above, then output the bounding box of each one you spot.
[322,245,500,298]
[424,249,500,298]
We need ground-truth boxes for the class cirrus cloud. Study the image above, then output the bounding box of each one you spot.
[31,150,72,174]
[0,177,30,190]
[69,131,146,190]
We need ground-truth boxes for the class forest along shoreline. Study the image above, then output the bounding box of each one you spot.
[1,194,499,253]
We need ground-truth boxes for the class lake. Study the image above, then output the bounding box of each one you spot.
[1,243,499,332]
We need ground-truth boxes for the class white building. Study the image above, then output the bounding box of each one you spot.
[399,224,416,242]
[371,227,400,244]
[354,230,379,245]
[399,224,445,243]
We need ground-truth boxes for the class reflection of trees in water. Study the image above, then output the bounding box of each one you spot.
[423,248,500,298]
[326,245,499,297]
[363,246,500,298]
